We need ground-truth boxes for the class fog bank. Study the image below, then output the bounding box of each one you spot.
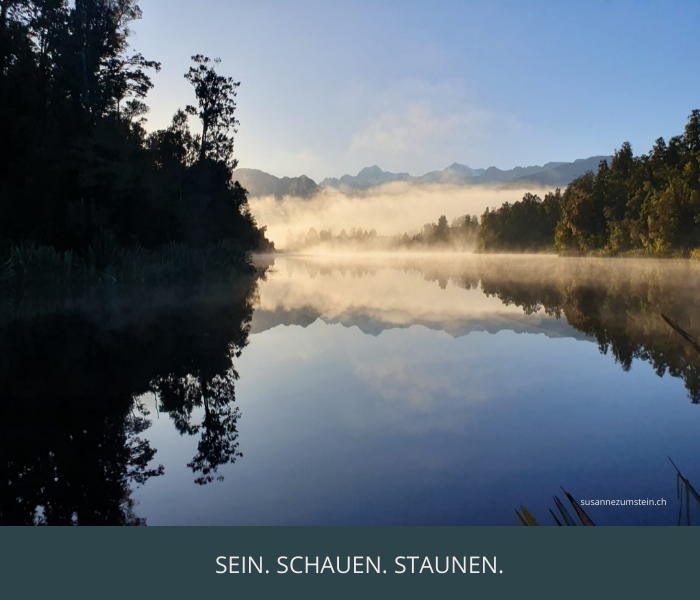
[248,182,551,249]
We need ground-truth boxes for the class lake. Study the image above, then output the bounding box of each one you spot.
[2,254,700,525]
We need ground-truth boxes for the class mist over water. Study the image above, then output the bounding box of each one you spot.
[249,183,550,249]
[4,252,700,525]
[253,254,700,396]
[223,253,700,525]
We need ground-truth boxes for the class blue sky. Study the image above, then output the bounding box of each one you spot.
[132,0,700,180]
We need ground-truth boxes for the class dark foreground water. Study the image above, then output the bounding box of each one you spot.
[2,254,700,525]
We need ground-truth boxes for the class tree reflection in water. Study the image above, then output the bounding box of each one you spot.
[0,279,257,524]
[152,369,244,485]
[271,256,700,402]
[474,259,700,402]
[4,256,700,525]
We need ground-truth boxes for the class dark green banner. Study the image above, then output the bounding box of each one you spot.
[1,527,696,598]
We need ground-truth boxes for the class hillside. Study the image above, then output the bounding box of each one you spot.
[319,157,610,192]
[240,156,613,198]
[235,168,323,199]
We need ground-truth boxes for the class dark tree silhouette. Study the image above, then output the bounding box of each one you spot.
[0,1,273,259]
[185,55,240,166]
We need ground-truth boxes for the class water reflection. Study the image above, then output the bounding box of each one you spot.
[0,280,256,524]
[2,255,700,525]
[256,255,700,401]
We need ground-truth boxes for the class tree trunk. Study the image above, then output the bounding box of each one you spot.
[0,0,11,80]
[82,45,90,109]
[0,0,10,34]
[199,120,209,162]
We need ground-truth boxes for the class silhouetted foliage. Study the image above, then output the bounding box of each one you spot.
[0,1,273,265]
[184,55,240,166]
[0,277,258,524]
[399,214,480,248]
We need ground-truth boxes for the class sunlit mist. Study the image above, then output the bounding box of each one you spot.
[249,183,552,249]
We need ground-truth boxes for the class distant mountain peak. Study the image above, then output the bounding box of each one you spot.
[235,168,322,199]
[357,165,385,177]
[250,155,614,197]
[444,163,486,177]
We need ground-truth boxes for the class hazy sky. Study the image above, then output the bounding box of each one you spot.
[132,0,700,180]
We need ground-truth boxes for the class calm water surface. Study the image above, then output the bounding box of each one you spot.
[2,254,700,525]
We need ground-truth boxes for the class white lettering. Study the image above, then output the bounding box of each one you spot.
[290,557,303,574]
[483,557,496,573]
[249,557,263,574]
[277,557,288,574]
[453,557,466,573]
[353,556,363,573]
[320,557,335,574]
[229,557,240,574]
[336,557,350,574]
[419,557,434,574]
[306,557,319,573]
[366,557,381,574]
[215,557,227,574]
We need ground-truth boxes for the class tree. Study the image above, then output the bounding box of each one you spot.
[71,0,160,119]
[101,52,161,118]
[0,2,272,253]
[434,215,449,242]
[184,55,240,167]
[477,192,561,252]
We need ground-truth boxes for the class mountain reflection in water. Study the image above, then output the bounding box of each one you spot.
[2,254,700,525]
[257,255,700,401]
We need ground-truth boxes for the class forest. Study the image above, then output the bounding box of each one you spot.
[477,110,700,255]
[2,2,698,272]
[290,110,700,257]
[0,0,273,288]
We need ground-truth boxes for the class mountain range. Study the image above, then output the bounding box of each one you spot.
[250,305,593,342]
[234,168,324,199]
[235,156,611,198]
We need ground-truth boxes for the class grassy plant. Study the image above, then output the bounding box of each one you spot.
[113,240,254,284]
[1,244,75,286]
[1,240,256,296]
[669,458,700,526]
[662,314,700,354]
[516,488,595,526]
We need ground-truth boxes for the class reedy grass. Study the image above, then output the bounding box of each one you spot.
[1,239,256,294]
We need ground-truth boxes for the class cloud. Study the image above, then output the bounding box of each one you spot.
[353,358,467,411]
[233,77,536,180]
[351,103,491,160]
[238,146,337,180]
[345,78,524,174]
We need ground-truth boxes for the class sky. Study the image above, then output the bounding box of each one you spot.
[131,0,700,181]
